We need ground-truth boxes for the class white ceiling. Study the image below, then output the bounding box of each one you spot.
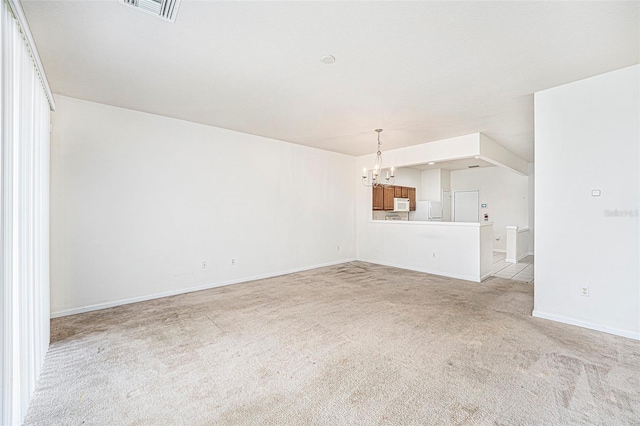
[22,1,639,161]
[410,158,495,172]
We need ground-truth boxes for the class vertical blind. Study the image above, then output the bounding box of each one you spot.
[1,0,53,423]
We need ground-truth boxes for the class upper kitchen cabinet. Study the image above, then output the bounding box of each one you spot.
[372,186,384,210]
[371,185,417,211]
[408,187,416,211]
[383,187,395,210]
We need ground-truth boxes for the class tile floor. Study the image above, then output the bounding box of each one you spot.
[492,252,534,282]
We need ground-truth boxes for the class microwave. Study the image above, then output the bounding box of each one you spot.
[393,197,410,212]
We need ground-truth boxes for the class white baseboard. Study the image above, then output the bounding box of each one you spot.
[506,252,533,264]
[532,310,639,341]
[519,252,534,260]
[493,249,506,253]
[51,258,356,318]
[480,272,493,281]
[359,259,481,283]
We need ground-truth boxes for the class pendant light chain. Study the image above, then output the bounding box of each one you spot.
[362,129,395,188]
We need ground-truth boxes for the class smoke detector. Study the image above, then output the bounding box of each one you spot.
[120,0,181,23]
[320,55,336,65]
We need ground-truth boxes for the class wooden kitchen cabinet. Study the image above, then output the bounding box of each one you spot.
[408,187,416,211]
[372,186,384,210]
[372,185,417,212]
[383,187,395,210]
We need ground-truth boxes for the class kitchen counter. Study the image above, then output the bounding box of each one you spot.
[359,220,494,282]
[370,220,493,227]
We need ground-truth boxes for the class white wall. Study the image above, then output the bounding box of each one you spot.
[392,167,422,189]
[50,96,356,316]
[450,166,529,251]
[440,169,451,192]
[420,169,441,201]
[534,65,639,340]
[419,168,451,202]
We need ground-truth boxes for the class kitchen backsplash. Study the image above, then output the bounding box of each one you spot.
[372,211,409,221]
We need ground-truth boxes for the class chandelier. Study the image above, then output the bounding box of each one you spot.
[362,129,395,188]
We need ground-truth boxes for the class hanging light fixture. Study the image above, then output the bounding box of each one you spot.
[362,129,395,188]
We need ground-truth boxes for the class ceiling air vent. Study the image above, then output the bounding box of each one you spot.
[468,165,480,168]
[120,0,181,23]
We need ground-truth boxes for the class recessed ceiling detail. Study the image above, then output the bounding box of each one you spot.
[120,0,181,23]
[410,158,495,171]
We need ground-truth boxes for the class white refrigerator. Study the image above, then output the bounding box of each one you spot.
[411,201,443,221]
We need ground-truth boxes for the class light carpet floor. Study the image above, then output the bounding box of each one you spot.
[24,262,640,425]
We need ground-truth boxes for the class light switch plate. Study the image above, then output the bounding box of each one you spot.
[591,190,601,197]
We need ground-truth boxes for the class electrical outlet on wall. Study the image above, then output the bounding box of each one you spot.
[231,258,236,266]
[581,286,589,297]
[432,252,436,258]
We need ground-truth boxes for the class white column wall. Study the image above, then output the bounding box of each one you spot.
[534,65,639,340]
